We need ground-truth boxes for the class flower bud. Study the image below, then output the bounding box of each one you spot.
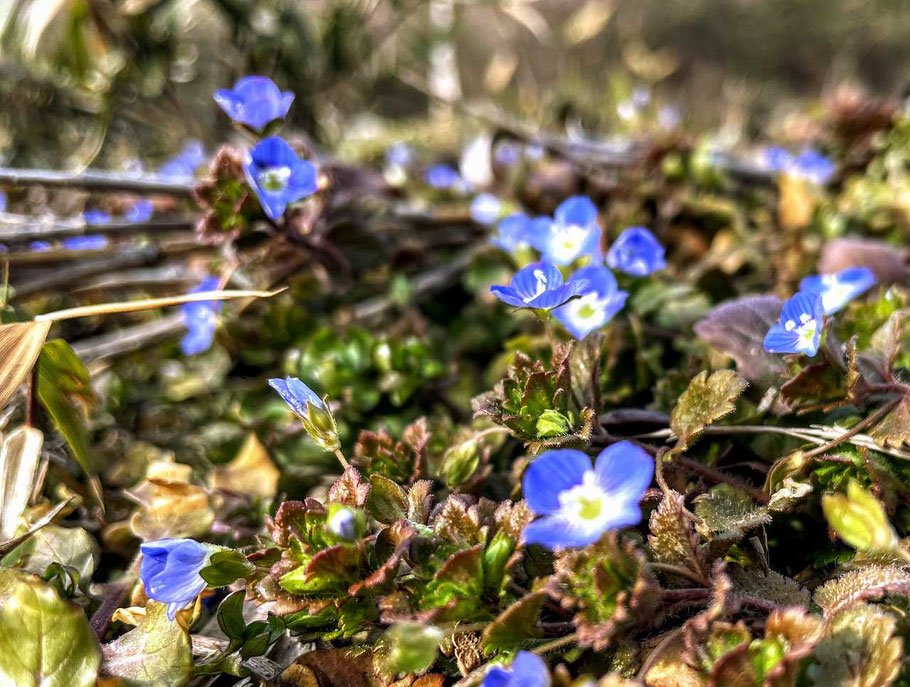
[441,438,479,486]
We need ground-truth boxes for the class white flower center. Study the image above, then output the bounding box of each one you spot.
[784,312,818,351]
[549,224,589,263]
[522,269,549,303]
[566,292,607,323]
[557,471,614,529]
[259,166,291,192]
[818,275,852,312]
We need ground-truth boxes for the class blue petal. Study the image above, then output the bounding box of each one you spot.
[288,159,319,198]
[779,291,824,325]
[568,265,618,298]
[214,76,294,131]
[140,539,210,616]
[762,324,801,354]
[555,195,597,228]
[764,147,794,173]
[509,651,551,687]
[605,227,666,276]
[510,261,564,299]
[470,193,502,225]
[481,666,512,687]
[82,210,111,225]
[522,449,591,515]
[124,199,154,223]
[594,441,654,500]
[525,217,555,252]
[552,290,627,340]
[795,150,835,184]
[491,213,530,251]
[269,376,323,416]
[489,285,528,308]
[63,235,108,250]
[522,515,604,548]
[180,322,215,356]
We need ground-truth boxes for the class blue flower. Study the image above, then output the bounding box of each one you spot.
[763,292,825,357]
[214,76,294,132]
[328,508,358,541]
[470,193,502,225]
[83,209,111,225]
[140,538,212,620]
[535,196,602,265]
[799,267,875,315]
[425,164,462,190]
[244,136,318,220]
[763,147,835,185]
[482,651,550,687]
[269,376,325,416]
[181,276,221,356]
[553,265,628,340]
[124,199,153,223]
[522,442,654,549]
[493,141,522,167]
[490,261,587,310]
[606,226,667,276]
[490,213,532,252]
[158,141,205,181]
[63,235,108,250]
[29,241,51,252]
[0,191,6,213]
[386,142,414,168]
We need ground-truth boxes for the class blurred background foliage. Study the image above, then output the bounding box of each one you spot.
[4,0,910,168]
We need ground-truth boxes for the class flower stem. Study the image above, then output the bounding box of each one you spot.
[531,631,578,655]
[333,448,350,469]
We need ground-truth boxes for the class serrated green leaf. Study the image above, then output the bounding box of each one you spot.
[101,600,192,687]
[0,569,100,687]
[694,484,770,542]
[365,474,407,524]
[813,565,910,618]
[481,591,544,654]
[670,370,747,451]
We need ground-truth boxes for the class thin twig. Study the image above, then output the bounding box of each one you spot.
[0,212,195,244]
[0,167,195,196]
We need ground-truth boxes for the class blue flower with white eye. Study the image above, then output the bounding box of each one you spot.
[158,141,205,181]
[606,226,666,277]
[425,164,462,190]
[214,76,294,132]
[763,292,825,357]
[124,199,153,223]
[763,147,835,185]
[470,193,502,225]
[269,376,325,416]
[490,213,532,252]
[83,209,111,225]
[494,141,522,167]
[140,538,212,620]
[481,651,551,687]
[490,261,587,311]
[181,276,222,356]
[244,136,318,221]
[63,235,108,250]
[521,442,653,549]
[536,196,602,266]
[799,267,875,315]
[553,265,628,340]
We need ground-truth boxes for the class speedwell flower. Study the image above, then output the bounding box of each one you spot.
[269,376,340,451]
[244,136,318,221]
[522,442,654,549]
[425,163,462,190]
[763,147,835,185]
[63,235,108,250]
[481,651,551,687]
[181,276,221,356]
[140,538,212,620]
[470,193,503,225]
[124,199,153,223]
[553,265,628,340]
[799,266,875,315]
[214,76,294,132]
[490,213,532,253]
[606,226,666,276]
[763,291,825,357]
[158,141,205,181]
[83,209,111,225]
[536,196,601,265]
[490,261,587,310]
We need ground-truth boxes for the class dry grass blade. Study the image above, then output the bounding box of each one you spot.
[34,288,286,322]
[0,497,74,557]
[0,321,53,411]
[0,426,44,540]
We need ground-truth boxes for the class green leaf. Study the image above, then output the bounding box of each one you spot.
[694,484,771,543]
[381,622,443,675]
[200,549,255,587]
[101,600,193,687]
[365,474,407,524]
[670,370,748,451]
[813,565,910,618]
[481,591,544,654]
[279,545,362,596]
[0,569,100,686]
[821,481,899,553]
[647,490,708,582]
[2,525,97,582]
[441,438,480,486]
[37,339,95,473]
